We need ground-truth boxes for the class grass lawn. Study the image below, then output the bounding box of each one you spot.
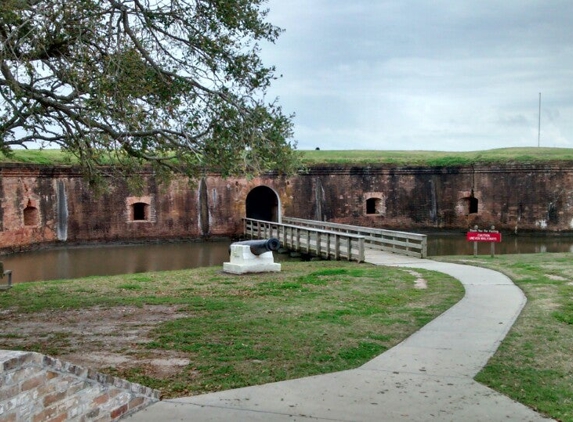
[300,147,573,166]
[3,252,570,420]
[0,261,463,398]
[0,149,76,165]
[3,147,573,167]
[436,253,573,422]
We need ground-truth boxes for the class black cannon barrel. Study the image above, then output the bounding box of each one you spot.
[232,238,281,256]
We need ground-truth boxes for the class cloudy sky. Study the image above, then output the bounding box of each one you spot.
[260,0,573,151]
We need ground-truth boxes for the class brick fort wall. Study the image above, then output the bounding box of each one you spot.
[1,162,572,251]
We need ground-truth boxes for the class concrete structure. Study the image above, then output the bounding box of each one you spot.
[223,244,281,274]
[2,162,573,252]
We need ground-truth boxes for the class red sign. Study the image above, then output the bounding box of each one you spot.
[466,232,502,243]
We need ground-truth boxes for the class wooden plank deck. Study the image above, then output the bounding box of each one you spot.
[244,218,365,262]
[244,218,428,262]
[283,217,427,258]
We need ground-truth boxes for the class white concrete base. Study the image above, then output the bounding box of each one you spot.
[223,245,281,275]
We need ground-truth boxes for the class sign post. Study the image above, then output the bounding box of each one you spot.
[466,226,502,257]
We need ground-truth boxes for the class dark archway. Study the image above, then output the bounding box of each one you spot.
[246,186,279,222]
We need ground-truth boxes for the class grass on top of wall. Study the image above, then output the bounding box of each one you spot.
[2,147,573,167]
[0,149,76,165]
[300,147,573,166]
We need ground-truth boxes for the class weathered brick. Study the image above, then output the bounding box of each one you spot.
[1,355,25,373]
[0,412,17,422]
[32,406,58,422]
[69,364,88,378]
[6,367,39,386]
[45,371,59,381]
[46,412,68,422]
[95,373,113,385]
[128,396,145,410]
[54,396,79,414]
[1,346,151,422]
[113,378,130,390]
[67,402,89,419]
[108,388,122,399]
[81,407,100,421]
[5,388,38,412]
[5,352,41,369]
[85,407,100,419]
[66,380,88,397]
[110,403,128,419]
[42,356,61,371]
[0,165,486,249]
[43,391,67,408]
[0,385,19,402]
[92,393,109,406]
[86,368,99,381]
[21,374,46,392]
[36,381,58,399]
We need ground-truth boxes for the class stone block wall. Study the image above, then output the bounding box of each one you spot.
[0,350,159,421]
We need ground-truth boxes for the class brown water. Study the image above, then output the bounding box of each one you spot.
[2,235,572,284]
[1,241,233,284]
[427,234,573,256]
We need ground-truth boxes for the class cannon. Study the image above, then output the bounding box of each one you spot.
[223,238,281,274]
[231,238,281,256]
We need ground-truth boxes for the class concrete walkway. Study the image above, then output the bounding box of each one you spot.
[127,252,553,421]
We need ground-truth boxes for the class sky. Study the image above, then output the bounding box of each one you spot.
[259,0,573,151]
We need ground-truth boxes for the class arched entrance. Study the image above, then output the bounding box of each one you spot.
[246,186,280,222]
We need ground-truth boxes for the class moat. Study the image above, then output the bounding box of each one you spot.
[4,234,573,284]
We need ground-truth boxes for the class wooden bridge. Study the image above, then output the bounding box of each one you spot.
[243,217,427,262]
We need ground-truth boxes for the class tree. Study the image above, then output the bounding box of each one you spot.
[0,0,300,186]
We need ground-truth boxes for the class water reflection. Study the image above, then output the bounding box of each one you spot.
[427,234,573,257]
[2,235,573,284]
[2,242,234,284]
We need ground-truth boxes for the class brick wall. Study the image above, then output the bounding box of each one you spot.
[0,350,159,421]
[284,164,573,232]
[3,162,573,253]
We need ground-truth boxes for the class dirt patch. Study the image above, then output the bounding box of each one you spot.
[405,270,428,289]
[0,305,191,378]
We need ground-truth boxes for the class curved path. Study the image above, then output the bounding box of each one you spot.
[129,252,553,421]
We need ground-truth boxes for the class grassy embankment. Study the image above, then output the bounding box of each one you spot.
[0,261,463,398]
[3,147,573,166]
[436,253,573,422]
[0,149,76,165]
[301,147,573,166]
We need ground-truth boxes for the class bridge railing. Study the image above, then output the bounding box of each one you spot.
[282,217,427,258]
[243,218,365,262]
